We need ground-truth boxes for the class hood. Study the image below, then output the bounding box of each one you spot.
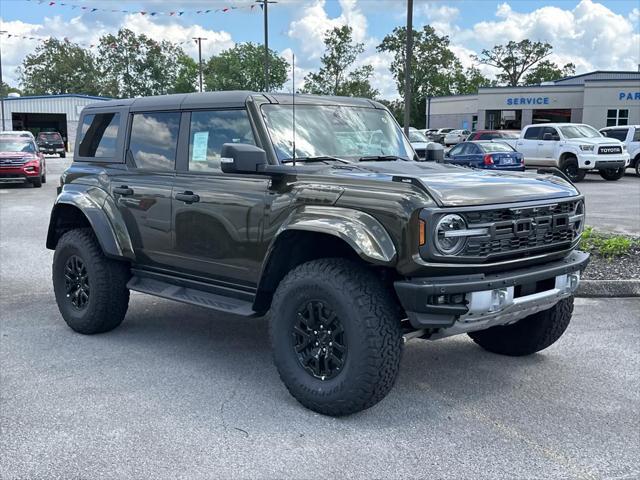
[564,137,622,146]
[330,161,579,207]
[0,152,33,158]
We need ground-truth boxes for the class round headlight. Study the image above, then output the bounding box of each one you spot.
[435,214,467,255]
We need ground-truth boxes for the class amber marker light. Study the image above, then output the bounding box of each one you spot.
[419,219,426,246]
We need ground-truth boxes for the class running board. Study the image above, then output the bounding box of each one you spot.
[127,276,257,317]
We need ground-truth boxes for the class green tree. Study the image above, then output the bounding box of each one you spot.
[452,66,496,94]
[523,60,576,85]
[377,25,470,128]
[302,26,378,98]
[472,40,553,86]
[18,38,100,95]
[377,98,404,125]
[203,43,288,92]
[171,53,199,93]
[1,82,21,97]
[97,29,186,98]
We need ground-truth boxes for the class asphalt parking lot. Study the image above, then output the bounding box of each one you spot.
[1,158,639,479]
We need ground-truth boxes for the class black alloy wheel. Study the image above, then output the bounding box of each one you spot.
[64,254,90,310]
[561,161,586,183]
[292,300,347,381]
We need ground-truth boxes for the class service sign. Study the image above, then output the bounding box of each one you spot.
[506,97,550,106]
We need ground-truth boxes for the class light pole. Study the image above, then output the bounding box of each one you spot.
[403,0,413,135]
[193,37,207,92]
[257,0,277,92]
[0,30,6,131]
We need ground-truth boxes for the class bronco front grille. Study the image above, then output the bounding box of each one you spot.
[421,199,584,263]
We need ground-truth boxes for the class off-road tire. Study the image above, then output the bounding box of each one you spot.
[599,167,625,181]
[31,177,42,188]
[560,158,586,183]
[468,297,574,356]
[53,228,130,334]
[270,258,403,416]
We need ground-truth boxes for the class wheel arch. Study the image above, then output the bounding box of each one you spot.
[46,187,134,260]
[253,206,398,314]
[559,151,578,167]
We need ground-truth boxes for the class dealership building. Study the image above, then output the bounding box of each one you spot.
[426,70,640,131]
[0,94,109,151]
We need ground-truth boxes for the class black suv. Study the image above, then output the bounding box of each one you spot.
[47,91,589,416]
[36,131,66,157]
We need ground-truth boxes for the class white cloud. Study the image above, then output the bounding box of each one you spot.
[0,14,233,87]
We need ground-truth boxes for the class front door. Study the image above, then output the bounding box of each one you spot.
[516,126,543,165]
[169,109,270,288]
[110,111,181,268]
[538,126,559,166]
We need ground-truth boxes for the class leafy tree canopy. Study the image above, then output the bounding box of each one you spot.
[96,29,187,98]
[523,60,576,85]
[472,40,553,87]
[1,82,22,97]
[18,38,100,96]
[204,42,288,92]
[302,25,378,99]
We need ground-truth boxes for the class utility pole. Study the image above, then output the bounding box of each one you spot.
[403,0,413,136]
[193,37,207,92]
[0,31,6,131]
[258,0,277,92]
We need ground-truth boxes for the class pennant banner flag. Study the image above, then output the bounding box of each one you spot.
[27,0,258,16]
[1,31,196,49]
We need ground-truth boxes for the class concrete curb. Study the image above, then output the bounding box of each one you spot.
[576,280,640,298]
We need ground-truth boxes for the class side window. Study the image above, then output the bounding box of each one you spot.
[466,144,480,155]
[188,110,255,172]
[129,112,180,170]
[78,112,120,158]
[524,127,542,140]
[541,127,558,140]
[633,129,640,142]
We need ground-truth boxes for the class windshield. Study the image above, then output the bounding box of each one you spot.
[408,130,428,142]
[558,125,602,139]
[261,104,414,162]
[480,142,515,152]
[0,139,35,153]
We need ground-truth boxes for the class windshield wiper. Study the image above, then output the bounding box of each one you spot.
[281,155,350,164]
[358,155,408,162]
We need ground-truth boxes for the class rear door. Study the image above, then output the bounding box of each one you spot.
[170,109,270,288]
[538,126,559,166]
[516,126,542,165]
[109,111,180,268]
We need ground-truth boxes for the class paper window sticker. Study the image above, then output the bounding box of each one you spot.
[192,131,209,162]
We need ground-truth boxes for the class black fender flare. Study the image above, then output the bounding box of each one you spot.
[46,184,135,260]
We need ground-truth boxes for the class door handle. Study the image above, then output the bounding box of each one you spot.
[114,185,134,196]
[175,191,200,204]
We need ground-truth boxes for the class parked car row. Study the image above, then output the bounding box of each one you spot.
[421,123,636,180]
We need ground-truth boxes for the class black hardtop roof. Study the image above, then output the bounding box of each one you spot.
[84,91,385,111]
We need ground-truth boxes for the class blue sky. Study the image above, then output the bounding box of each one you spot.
[1,0,639,98]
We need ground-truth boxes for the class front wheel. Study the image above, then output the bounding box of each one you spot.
[53,228,130,334]
[599,167,625,181]
[468,297,574,356]
[560,159,586,183]
[270,258,403,416]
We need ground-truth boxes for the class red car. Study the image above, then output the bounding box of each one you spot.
[0,136,47,188]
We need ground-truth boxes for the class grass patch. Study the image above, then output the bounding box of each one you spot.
[579,226,639,258]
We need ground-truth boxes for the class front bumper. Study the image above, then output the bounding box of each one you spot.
[0,166,40,183]
[39,147,64,154]
[577,152,629,169]
[395,250,589,333]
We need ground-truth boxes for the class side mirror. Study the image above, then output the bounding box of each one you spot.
[220,143,268,174]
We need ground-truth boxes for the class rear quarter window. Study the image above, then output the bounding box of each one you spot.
[78,112,121,159]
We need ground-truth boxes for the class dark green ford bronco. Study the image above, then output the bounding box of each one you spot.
[47,92,589,416]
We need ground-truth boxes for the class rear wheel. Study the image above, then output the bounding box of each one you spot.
[53,228,130,334]
[270,258,403,416]
[599,167,625,181]
[468,297,574,356]
[560,158,586,183]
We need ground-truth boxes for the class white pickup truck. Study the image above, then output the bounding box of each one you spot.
[515,123,630,182]
[600,125,640,176]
